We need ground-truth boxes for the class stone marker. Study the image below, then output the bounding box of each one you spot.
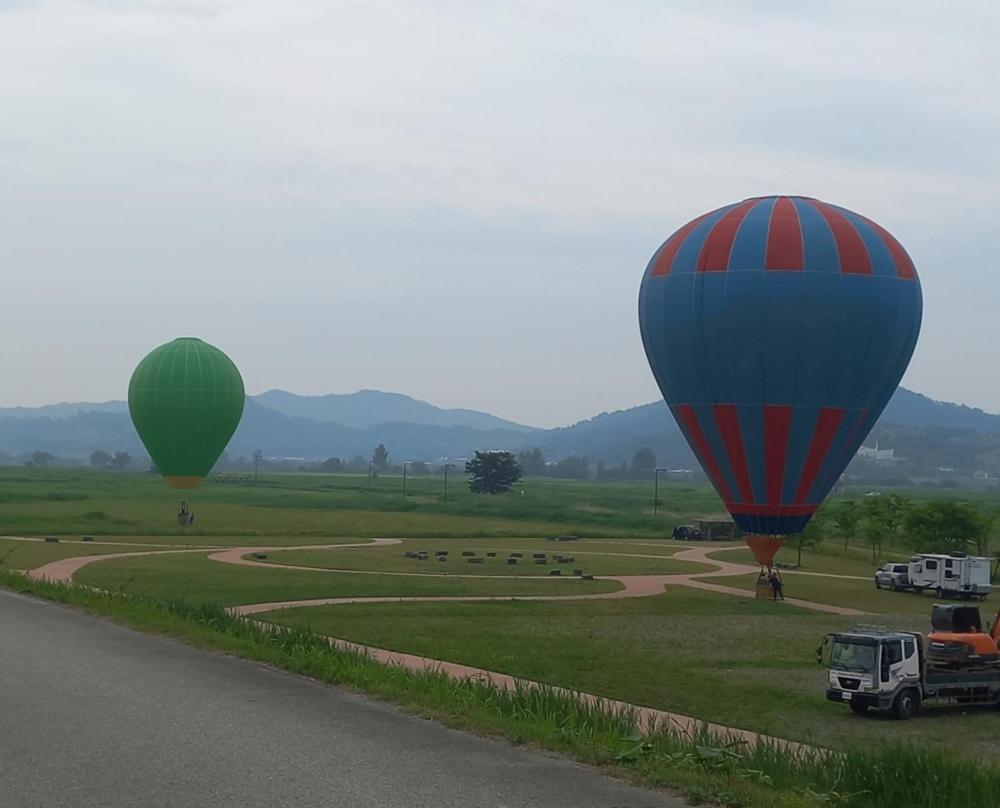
[44,536,59,543]
[549,569,562,576]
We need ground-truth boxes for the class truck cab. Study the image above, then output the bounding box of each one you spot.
[822,628,923,718]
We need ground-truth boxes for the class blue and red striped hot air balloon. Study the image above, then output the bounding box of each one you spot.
[638,196,922,566]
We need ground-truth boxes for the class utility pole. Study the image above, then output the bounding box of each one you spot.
[402,462,411,496]
[443,463,455,502]
[653,468,668,515]
[368,460,375,491]
[253,449,263,483]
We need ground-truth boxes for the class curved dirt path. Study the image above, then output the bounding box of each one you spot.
[18,536,865,757]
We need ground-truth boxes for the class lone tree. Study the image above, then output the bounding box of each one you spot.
[832,500,860,550]
[789,506,827,567]
[89,449,113,468]
[112,451,131,470]
[630,447,656,477]
[465,450,522,495]
[372,443,390,472]
[31,450,53,467]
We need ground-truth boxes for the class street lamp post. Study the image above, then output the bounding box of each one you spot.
[402,462,411,496]
[443,463,456,502]
[653,468,668,515]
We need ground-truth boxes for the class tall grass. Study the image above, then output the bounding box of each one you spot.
[4,568,998,808]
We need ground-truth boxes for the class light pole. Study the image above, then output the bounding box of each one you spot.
[443,463,455,502]
[402,462,411,496]
[368,461,375,490]
[653,468,668,515]
[253,449,263,483]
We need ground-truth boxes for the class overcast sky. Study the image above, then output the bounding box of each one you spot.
[1,1,997,427]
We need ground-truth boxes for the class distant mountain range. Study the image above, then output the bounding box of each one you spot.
[2,387,1000,472]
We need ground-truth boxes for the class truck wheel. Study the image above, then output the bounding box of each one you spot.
[849,700,869,715]
[893,689,919,720]
[874,579,881,590]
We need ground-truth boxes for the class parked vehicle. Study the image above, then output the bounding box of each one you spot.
[671,525,703,541]
[907,553,992,600]
[819,605,1000,718]
[874,563,910,591]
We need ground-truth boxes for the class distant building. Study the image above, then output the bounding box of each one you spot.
[857,443,895,462]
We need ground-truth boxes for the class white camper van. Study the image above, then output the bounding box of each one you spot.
[907,553,993,600]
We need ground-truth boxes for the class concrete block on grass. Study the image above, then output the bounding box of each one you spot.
[44,536,59,543]
[506,558,519,565]
[533,558,547,565]
[81,536,94,542]
[461,551,476,557]
[549,569,562,576]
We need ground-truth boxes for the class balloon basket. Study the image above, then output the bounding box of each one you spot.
[755,579,773,600]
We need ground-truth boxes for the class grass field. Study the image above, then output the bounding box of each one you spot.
[259,589,1000,757]
[6,464,1000,793]
[263,538,715,577]
[73,551,622,605]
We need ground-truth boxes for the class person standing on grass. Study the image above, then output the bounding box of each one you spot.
[770,569,784,601]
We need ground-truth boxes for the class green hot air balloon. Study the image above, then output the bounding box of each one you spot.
[128,338,245,489]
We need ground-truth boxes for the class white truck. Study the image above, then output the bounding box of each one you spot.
[906,553,993,600]
[820,625,1000,719]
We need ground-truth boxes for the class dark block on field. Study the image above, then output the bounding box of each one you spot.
[532,553,546,559]
[44,536,59,543]
[510,552,523,558]
[582,574,594,580]
[436,550,448,556]
[545,536,557,541]
[405,551,419,559]
[461,550,475,557]
[486,552,497,557]
[549,569,562,576]
[252,553,268,560]
[81,536,94,542]
[417,552,429,560]
[507,558,519,565]
[468,557,484,564]
[557,535,579,542]
[534,558,547,565]
[438,555,448,562]
[573,569,583,576]
[560,557,575,564]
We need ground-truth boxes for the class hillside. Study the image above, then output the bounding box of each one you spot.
[1,387,999,476]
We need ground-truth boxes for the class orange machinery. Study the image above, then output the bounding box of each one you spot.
[927,605,1000,668]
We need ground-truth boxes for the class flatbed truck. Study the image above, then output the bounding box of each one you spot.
[819,626,1000,719]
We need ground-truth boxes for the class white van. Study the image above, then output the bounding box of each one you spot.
[906,553,993,600]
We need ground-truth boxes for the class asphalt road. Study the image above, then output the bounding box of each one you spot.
[0,588,682,807]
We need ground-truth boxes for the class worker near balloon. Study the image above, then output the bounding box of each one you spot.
[639,195,922,573]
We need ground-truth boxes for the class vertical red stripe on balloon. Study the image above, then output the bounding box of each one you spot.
[674,404,733,503]
[764,197,804,270]
[793,408,846,504]
[807,200,873,275]
[696,200,758,272]
[650,213,712,276]
[713,404,753,503]
[764,405,793,505]
[857,216,916,279]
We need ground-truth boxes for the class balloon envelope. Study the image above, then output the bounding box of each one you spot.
[128,338,245,489]
[638,196,922,564]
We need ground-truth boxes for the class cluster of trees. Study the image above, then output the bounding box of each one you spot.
[516,447,659,480]
[792,493,996,567]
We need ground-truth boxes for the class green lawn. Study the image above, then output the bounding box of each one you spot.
[259,588,1000,757]
[709,571,940,615]
[0,537,147,570]
[73,552,621,605]
[708,543,911,577]
[264,538,714,577]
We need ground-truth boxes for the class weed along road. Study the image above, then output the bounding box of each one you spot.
[0,589,678,808]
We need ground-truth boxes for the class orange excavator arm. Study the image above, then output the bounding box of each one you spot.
[992,610,1000,644]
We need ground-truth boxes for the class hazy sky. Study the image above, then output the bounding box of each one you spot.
[1,1,997,427]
